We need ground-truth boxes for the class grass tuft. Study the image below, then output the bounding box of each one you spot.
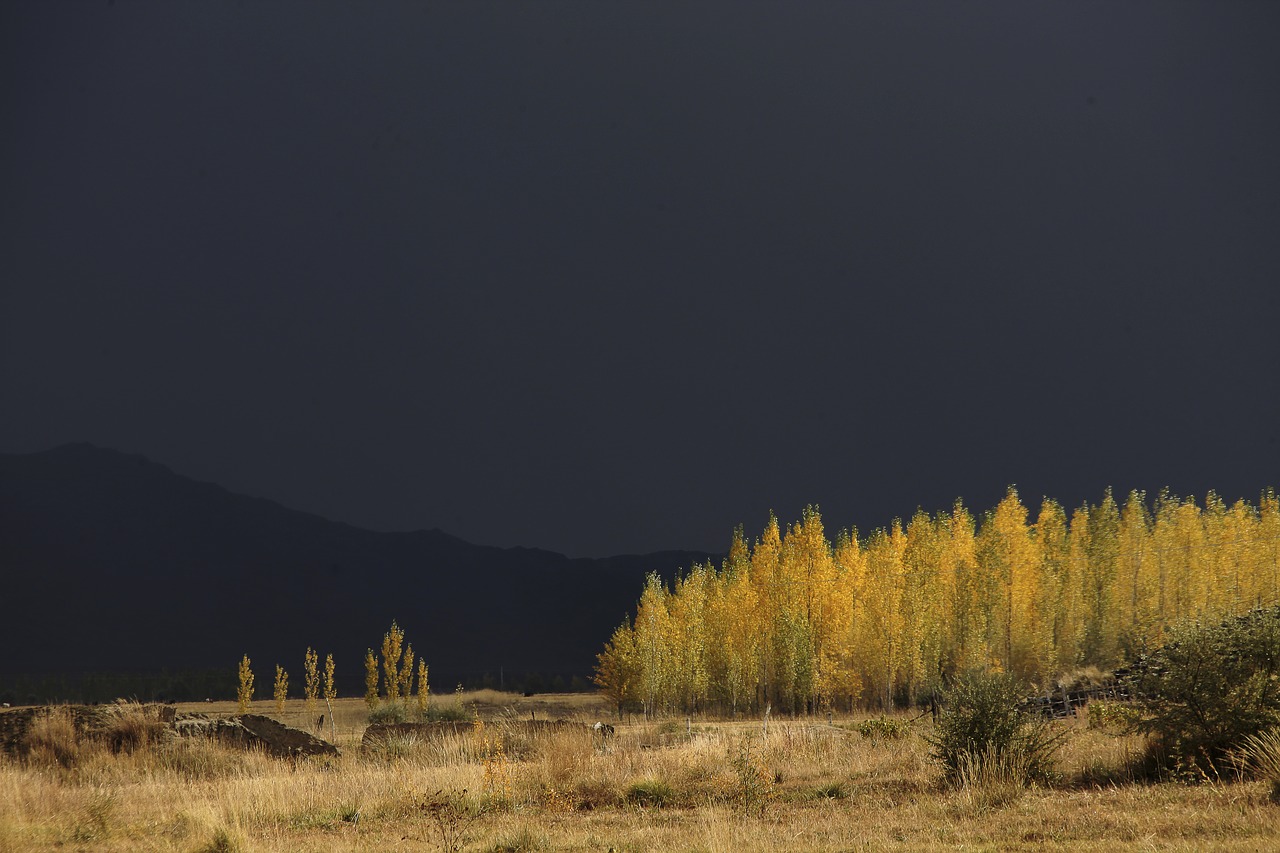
[488,825,549,852]
[812,781,849,800]
[196,826,244,853]
[625,778,676,808]
[1235,728,1280,802]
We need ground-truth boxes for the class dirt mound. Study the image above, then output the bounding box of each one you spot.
[0,704,338,759]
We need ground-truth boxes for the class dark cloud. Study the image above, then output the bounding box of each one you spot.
[3,1,1278,555]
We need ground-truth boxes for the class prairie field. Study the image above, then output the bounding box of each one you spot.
[3,693,1280,852]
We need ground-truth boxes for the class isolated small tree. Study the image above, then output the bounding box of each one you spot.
[323,653,337,703]
[399,643,416,700]
[364,649,379,711]
[274,665,289,714]
[416,660,430,716]
[381,621,405,701]
[237,655,255,713]
[304,647,320,717]
[323,652,338,742]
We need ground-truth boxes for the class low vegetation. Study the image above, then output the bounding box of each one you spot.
[4,483,1279,851]
[1125,607,1280,777]
[927,670,1063,786]
[7,685,1280,851]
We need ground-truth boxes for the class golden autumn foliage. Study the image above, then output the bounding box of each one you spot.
[303,647,320,717]
[380,621,405,701]
[597,491,1280,714]
[236,654,254,713]
[273,665,288,714]
[323,653,337,703]
[363,649,379,711]
[416,659,430,715]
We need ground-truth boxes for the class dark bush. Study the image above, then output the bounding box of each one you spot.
[420,703,471,723]
[927,670,1061,784]
[1123,607,1280,776]
[367,702,408,725]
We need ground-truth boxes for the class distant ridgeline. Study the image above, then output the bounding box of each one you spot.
[0,444,716,705]
[0,670,238,706]
[0,668,597,707]
[595,488,1280,717]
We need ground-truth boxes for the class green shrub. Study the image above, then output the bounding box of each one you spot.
[927,670,1062,784]
[625,779,675,808]
[368,702,408,725]
[729,736,775,815]
[1123,607,1280,776]
[1087,700,1140,733]
[420,703,471,723]
[855,715,911,740]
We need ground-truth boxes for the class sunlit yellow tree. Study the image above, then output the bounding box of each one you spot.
[363,649,379,711]
[595,622,640,716]
[323,653,337,705]
[273,665,289,714]
[303,647,320,718]
[597,488,1280,715]
[380,621,405,701]
[237,654,254,713]
[416,660,430,716]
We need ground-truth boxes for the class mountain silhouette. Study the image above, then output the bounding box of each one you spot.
[0,444,713,698]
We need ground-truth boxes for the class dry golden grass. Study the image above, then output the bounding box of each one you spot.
[4,694,1280,851]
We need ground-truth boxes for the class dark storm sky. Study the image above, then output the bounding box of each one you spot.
[3,2,1278,557]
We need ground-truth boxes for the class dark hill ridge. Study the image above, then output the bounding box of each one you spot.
[0,443,715,697]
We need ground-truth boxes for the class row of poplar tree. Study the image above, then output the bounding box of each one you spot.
[594,488,1280,716]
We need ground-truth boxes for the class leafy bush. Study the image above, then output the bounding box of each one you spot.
[421,703,471,723]
[368,702,408,725]
[729,736,775,815]
[927,670,1061,784]
[369,699,470,725]
[855,715,911,740]
[1086,700,1140,733]
[1123,607,1280,776]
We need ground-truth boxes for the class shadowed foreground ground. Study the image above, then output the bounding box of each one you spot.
[3,692,1280,852]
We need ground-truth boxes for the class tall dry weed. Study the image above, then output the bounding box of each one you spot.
[952,744,1030,812]
[1235,728,1280,802]
[23,707,82,768]
[100,701,166,754]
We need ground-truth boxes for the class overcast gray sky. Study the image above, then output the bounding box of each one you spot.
[3,1,1278,556]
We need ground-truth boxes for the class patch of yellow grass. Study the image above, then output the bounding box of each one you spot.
[4,701,1280,851]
